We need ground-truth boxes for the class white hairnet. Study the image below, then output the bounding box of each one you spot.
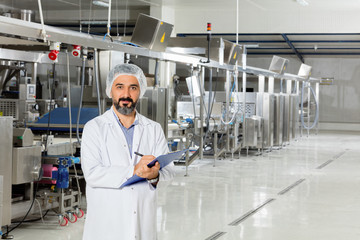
[106,63,147,98]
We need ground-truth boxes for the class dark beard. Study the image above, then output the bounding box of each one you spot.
[113,97,137,115]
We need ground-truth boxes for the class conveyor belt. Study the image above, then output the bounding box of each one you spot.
[28,107,99,132]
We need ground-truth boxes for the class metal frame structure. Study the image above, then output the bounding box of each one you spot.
[0,15,321,174]
[177,33,360,59]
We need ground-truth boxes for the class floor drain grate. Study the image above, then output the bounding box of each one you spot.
[278,179,306,195]
[205,231,227,240]
[228,198,275,226]
[333,151,346,159]
[316,160,334,169]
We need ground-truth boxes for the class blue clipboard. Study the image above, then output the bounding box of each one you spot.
[120,149,188,188]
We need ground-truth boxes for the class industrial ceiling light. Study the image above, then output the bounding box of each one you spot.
[93,0,109,7]
[295,0,309,6]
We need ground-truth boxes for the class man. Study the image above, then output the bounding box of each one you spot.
[81,63,175,240]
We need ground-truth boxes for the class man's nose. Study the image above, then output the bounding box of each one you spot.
[122,87,130,97]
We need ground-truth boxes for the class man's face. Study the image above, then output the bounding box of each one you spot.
[111,75,140,115]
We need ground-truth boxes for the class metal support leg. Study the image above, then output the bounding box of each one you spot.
[185,133,190,176]
[213,132,217,167]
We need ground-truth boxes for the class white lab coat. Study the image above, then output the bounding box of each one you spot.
[81,109,175,240]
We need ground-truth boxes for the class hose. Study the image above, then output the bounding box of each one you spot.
[94,49,101,115]
[300,81,319,129]
[76,54,86,144]
[220,74,238,125]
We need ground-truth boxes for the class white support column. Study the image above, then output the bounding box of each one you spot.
[286,80,292,94]
[199,67,205,159]
[225,70,231,152]
[296,81,300,95]
[258,75,265,93]
[307,82,311,137]
[315,82,320,135]
[268,76,274,94]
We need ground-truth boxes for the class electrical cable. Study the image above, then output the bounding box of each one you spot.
[120,42,140,47]
[4,176,41,236]
[76,54,86,144]
[11,210,49,224]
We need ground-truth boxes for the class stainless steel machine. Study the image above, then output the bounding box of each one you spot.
[256,92,275,149]
[282,93,292,144]
[273,94,284,147]
[0,175,3,232]
[244,115,263,151]
[0,117,12,226]
[291,94,300,140]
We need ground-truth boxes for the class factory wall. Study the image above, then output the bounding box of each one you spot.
[173,4,360,33]
[247,57,360,131]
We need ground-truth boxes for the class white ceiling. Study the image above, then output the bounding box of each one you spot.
[162,0,360,11]
[1,0,360,13]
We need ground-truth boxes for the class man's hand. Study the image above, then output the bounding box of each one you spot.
[134,155,160,180]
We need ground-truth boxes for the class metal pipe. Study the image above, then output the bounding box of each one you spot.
[66,51,73,155]
[32,62,37,84]
[307,82,310,137]
[199,67,205,159]
[37,0,46,41]
[315,82,320,135]
[94,48,102,115]
[226,70,230,152]
[107,0,112,36]
[242,47,247,152]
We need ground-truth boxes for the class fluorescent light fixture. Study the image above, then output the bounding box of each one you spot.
[295,0,309,6]
[93,0,109,7]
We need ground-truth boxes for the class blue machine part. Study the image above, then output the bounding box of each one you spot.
[52,166,69,189]
[30,107,99,132]
[185,118,193,124]
[51,156,80,189]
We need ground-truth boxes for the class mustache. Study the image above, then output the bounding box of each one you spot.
[117,97,133,104]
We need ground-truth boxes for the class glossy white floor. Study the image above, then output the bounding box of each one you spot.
[5,131,360,240]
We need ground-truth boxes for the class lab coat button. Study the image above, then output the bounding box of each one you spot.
[134,211,136,214]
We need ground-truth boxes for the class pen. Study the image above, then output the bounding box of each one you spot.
[134,152,144,157]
